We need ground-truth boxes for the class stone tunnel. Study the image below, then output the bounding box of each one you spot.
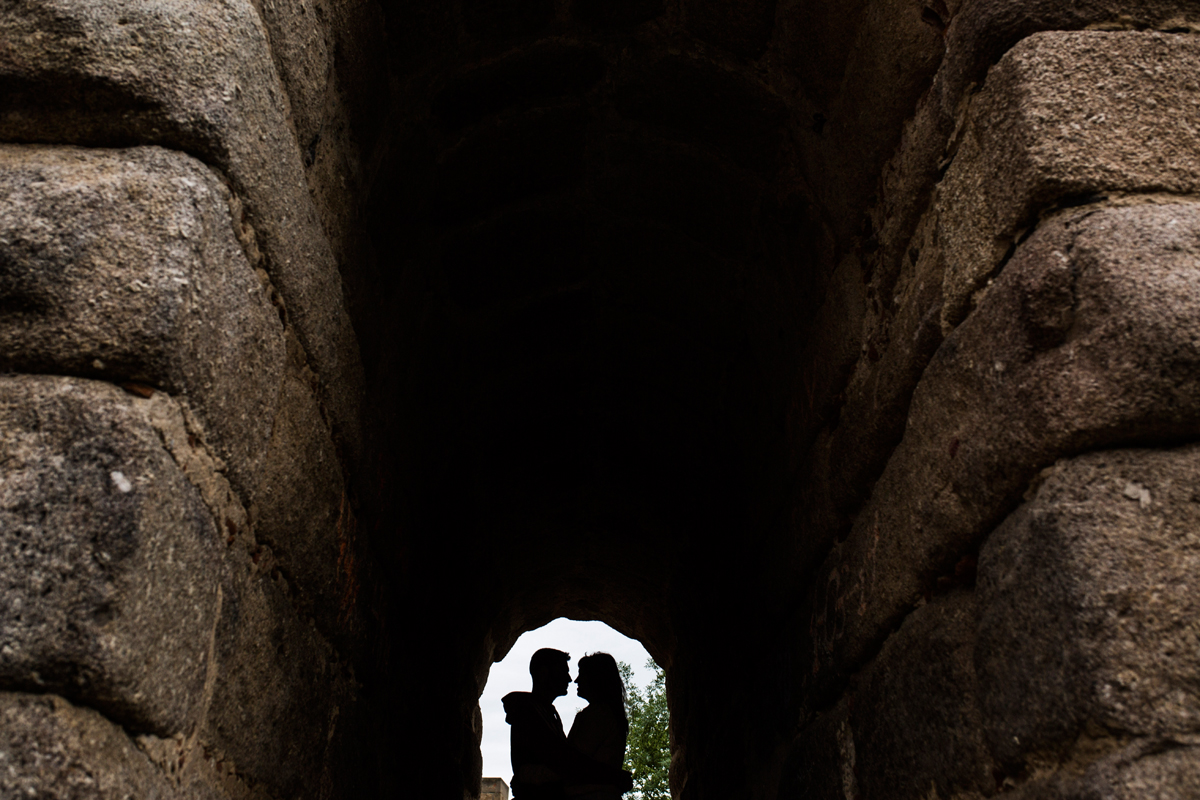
[2,0,1199,798]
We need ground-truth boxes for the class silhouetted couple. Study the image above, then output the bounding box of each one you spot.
[503,649,633,800]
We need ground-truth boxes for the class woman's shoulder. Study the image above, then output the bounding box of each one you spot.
[571,703,625,740]
[575,703,619,724]
[570,704,600,731]
[568,702,627,768]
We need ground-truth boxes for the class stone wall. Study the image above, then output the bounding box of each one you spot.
[482,777,511,800]
[1,1,1198,799]
[0,1,383,797]
[786,23,1200,800]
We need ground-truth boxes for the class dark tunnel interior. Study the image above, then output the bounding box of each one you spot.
[339,1,949,798]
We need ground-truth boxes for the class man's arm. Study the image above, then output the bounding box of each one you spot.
[504,693,631,791]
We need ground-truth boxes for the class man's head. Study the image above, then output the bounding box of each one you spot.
[529,648,571,700]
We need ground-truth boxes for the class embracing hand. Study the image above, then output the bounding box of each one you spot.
[616,769,634,794]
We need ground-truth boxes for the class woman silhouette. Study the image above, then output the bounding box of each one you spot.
[565,652,629,800]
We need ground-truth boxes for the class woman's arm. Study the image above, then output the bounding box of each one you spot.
[568,707,605,758]
[567,706,629,776]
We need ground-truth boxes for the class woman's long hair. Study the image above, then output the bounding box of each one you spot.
[579,652,629,736]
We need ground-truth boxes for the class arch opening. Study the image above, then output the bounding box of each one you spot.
[478,618,660,790]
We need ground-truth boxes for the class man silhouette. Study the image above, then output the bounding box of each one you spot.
[503,649,633,800]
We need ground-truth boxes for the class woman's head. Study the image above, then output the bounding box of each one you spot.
[576,652,626,714]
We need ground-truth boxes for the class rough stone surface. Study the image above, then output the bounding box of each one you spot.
[0,692,182,800]
[799,0,945,241]
[0,144,285,499]
[939,31,1200,328]
[0,0,364,458]
[941,0,1200,116]
[868,0,1200,322]
[850,592,993,800]
[791,209,947,575]
[252,365,347,635]
[250,0,334,154]
[0,376,222,738]
[205,546,350,798]
[803,200,1200,703]
[978,446,1200,768]
[481,776,510,800]
[685,0,777,60]
[780,700,858,800]
[249,0,388,328]
[1007,741,1200,800]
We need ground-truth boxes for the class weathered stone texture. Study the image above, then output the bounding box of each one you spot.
[151,384,353,799]
[0,144,285,499]
[206,544,351,798]
[792,209,946,572]
[838,23,1200,496]
[769,0,948,250]
[850,592,993,800]
[0,0,364,457]
[249,0,388,335]
[481,776,510,800]
[0,376,222,738]
[940,31,1200,328]
[790,443,1200,799]
[788,597,990,800]
[1007,742,1200,800]
[804,199,1200,701]
[942,0,1200,110]
[252,366,348,632]
[0,372,349,797]
[0,140,354,642]
[978,446,1200,767]
[0,692,183,800]
[873,5,1200,308]
[780,700,858,800]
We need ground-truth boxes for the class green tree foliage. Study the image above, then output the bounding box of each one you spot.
[619,660,670,800]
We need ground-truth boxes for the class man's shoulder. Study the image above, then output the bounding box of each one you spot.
[503,692,564,734]
[502,691,537,722]
[502,691,533,707]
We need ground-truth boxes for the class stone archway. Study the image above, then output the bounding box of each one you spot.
[3,1,1200,799]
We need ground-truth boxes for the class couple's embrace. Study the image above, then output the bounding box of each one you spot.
[503,649,633,800]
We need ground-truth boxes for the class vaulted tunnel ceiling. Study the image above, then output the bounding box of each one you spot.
[350,2,949,798]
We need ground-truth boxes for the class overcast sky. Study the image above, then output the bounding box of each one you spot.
[479,618,658,785]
